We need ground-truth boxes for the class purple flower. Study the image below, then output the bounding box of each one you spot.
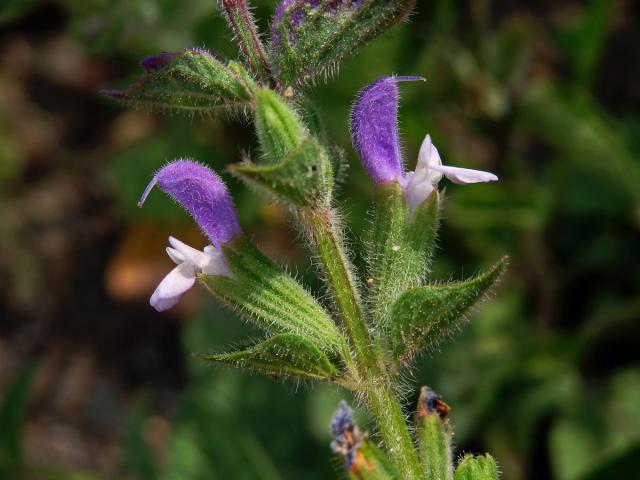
[351,76,498,210]
[138,159,242,311]
[330,401,362,470]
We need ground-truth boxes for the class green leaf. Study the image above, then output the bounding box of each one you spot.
[454,454,500,480]
[102,50,256,114]
[390,257,508,366]
[199,333,341,381]
[367,183,440,331]
[231,137,333,206]
[270,0,415,87]
[201,237,345,355]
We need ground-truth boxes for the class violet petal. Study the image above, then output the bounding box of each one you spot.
[351,76,419,183]
[153,160,242,245]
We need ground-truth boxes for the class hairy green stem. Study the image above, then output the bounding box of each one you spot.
[302,208,375,375]
[366,380,425,480]
[220,0,273,85]
[302,207,423,479]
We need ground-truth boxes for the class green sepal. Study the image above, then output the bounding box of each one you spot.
[198,333,341,381]
[347,442,400,480]
[271,0,416,87]
[102,50,256,114]
[454,454,500,480]
[254,87,306,163]
[417,387,453,480]
[201,237,344,354]
[390,256,508,366]
[367,183,440,330]
[230,137,332,206]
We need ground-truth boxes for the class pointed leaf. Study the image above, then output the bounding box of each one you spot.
[454,454,500,480]
[200,333,341,381]
[270,0,415,87]
[391,257,508,365]
[201,237,344,354]
[230,138,333,206]
[102,49,256,114]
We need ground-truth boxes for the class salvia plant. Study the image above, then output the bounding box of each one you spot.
[104,1,507,479]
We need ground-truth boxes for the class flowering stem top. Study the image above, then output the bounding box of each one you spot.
[105,2,506,479]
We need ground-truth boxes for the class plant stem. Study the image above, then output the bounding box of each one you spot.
[220,0,273,85]
[302,208,375,375]
[367,379,425,480]
[302,207,424,479]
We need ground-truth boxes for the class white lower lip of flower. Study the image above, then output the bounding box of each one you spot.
[403,133,498,212]
[429,164,499,185]
[150,237,230,312]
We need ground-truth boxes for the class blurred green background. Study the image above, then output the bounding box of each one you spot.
[1,0,639,478]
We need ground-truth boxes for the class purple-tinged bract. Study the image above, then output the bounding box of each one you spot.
[153,160,242,245]
[140,52,178,71]
[271,0,365,49]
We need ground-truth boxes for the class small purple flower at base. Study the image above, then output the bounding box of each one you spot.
[330,401,363,470]
[351,76,498,211]
[139,159,242,311]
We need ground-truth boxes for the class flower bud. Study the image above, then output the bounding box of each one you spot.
[255,87,306,162]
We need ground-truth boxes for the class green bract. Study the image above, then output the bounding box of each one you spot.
[390,257,508,368]
[199,333,341,382]
[231,137,333,206]
[103,50,256,114]
[201,237,344,354]
[270,0,416,87]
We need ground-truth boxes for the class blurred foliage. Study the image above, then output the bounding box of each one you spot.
[1,0,639,479]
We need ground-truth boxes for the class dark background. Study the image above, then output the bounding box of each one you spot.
[1,0,639,478]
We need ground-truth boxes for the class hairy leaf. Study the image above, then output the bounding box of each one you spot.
[102,49,256,114]
[270,0,415,87]
[230,138,332,206]
[199,333,341,381]
[391,257,508,365]
[201,237,344,354]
